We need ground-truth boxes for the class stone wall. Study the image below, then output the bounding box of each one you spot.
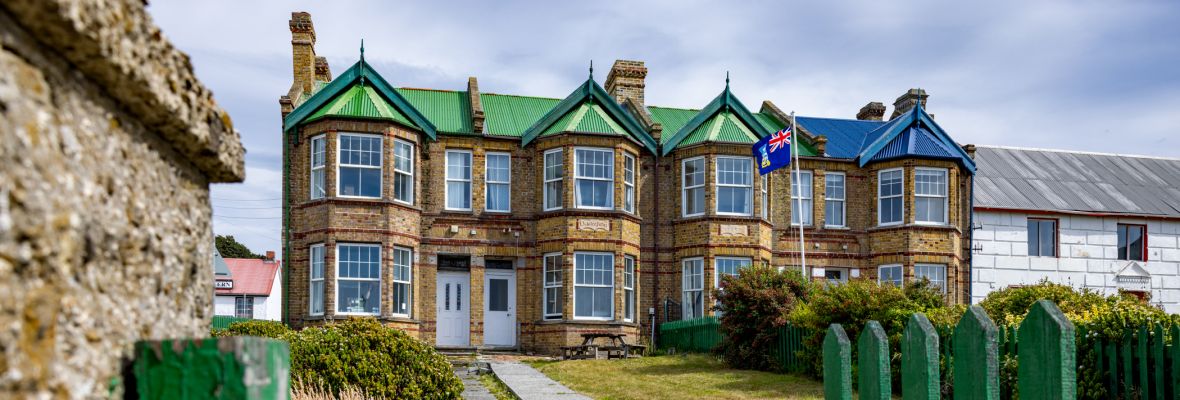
[0,0,244,398]
[971,211,1180,312]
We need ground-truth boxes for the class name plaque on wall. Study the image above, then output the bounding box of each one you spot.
[719,224,748,236]
[578,219,611,231]
[214,280,233,289]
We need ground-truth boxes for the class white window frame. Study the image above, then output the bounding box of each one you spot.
[824,268,849,284]
[309,244,325,316]
[682,257,704,319]
[715,156,754,216]
[914,167,948,225]
[335,243,382,316]
[310,135,326,200]
[761,174,769,219]
[235,297,254,319]
[392,139,414,205]
[878,264,903,287]
[878,168,905,226]
[391,246,412,318]
[682,157,706,217]
[336,133,383,199]
[713,257,752,288]
[484,152,511,213]
[824,172,846,228]
[623,255,636,322]
[543,253,563,320]
[790,170,813,226]
[543,149,563,211]
[623,153,636,214]
[573,252,615,321]
[444,150,473,211]
[573,147,615,210]
[915,264,947,293]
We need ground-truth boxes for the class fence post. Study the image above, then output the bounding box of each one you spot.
[1152,324,1165,400]
[1018,300,1076,400]
[857,320,890,400]
[953,305,999,400]
[823,324,852,400]
[902,313,939,400]
[1171,324,1180,400]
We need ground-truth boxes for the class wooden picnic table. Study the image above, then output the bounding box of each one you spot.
[561,332,647,360]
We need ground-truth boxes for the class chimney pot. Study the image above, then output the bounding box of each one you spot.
[605,60,647,105]
[856,102,886,121]
[890,88,928,119]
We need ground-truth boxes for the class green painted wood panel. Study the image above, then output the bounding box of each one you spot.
[857,321,890,400]
[1152,324,1165,400]
[902,313,939,400]
[823,324,852,400]
[953,305,999,400]
[133,336,289,400]
[1017,300,1076,400]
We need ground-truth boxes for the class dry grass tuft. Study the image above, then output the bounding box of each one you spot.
[290,380,381,400]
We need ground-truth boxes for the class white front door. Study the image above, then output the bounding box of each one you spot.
[484,269,517,347]
[436,271,470,347]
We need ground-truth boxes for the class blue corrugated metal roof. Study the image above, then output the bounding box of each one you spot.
[868,126,957,162]
[793,116,884,158]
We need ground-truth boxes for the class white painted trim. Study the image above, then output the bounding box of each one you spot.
[682,157,706,217]
[334,242,382,316]
[715,156,754,217]
[308,243,325,316]
[877,168,904,227]
[572,147,615,210]
[571,251,615,321]
[444,149,473,211]
[484,152,512,213]
[824,171,846,228]
[392,139,414,205]
[914,167,949,226]
[542,148,564,212]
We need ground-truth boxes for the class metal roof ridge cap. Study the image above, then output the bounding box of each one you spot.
[976,145,1180,162]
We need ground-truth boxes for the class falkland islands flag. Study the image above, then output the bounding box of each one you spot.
[752,127,792,175]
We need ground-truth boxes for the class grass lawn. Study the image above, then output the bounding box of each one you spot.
[528,354,824,400]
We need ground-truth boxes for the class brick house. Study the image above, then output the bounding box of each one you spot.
[969,146,1180,312]
[279,12,975,352]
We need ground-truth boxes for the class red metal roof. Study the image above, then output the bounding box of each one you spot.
[216,258,281,296]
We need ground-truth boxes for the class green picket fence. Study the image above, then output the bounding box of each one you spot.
[1090,323,1180,400]
[824,301,1075,400]
[211,315,252,330]
[658,316,811,372]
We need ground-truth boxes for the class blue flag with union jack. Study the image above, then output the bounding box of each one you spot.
[752,127,792,175]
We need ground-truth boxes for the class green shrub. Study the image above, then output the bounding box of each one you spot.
[212,320,292,339]
[788,278,957,393]
[714,266,812,371]
[289,318,463,399]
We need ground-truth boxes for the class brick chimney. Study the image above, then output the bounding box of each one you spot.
[314,56,332,82]
[856,102,886,121]
[289,12,318,97]
[467,77,485,133]
[264,251,276,263]
[605,60,647,105]
[890,88,928,119]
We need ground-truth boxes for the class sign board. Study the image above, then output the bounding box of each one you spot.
[215,280,234,289]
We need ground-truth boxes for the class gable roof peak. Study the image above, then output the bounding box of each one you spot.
[659,83,771,155]
[283,58,438,140]
[519,75,658,154]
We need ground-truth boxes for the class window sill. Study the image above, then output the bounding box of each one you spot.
[303,315,422,324]
[534,319,640,327]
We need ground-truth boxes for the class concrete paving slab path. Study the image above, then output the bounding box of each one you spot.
[489,361,590,400]
[454,365,496,400]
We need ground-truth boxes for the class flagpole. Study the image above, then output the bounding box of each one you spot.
[792,112,806,277]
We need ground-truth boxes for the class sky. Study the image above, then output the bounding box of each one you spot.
[147,0,1180,259]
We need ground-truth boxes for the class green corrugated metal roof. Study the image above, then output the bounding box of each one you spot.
[480,93,561,137]
[397,88,473,133]
[304,84,414,127]
[647,106,698,144]
[679,111,759,147]
[540,103,626,136]
[753,113,786,132]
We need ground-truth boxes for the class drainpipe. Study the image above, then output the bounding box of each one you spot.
[966,174,975,304]
[651,154,661,346]
[281,131,293,326]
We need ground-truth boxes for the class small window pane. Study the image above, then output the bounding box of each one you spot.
[489,279,508,312]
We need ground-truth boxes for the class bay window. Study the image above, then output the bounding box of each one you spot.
[915,264,947,293]
[393,140,414,204]
[624,255,636,322]
[682,258,704,319]
[392,247,412,317]
[543,253,562,319]
[714,257,751,288]
[337,134,382,198]
[309,244,324,316]
[310,136,325,200]
[574,252,614,319]
[716,157,753,216]
[574,148,614,209]
[878,168,904,226]
[790,170,813,225]
[485,152,511,212]
[445,150,472,211]
[623,154,636,213]
[543,149,563,211]
[337,243,381,315]
[682,157,705,217]
[825,172,845,227]
[879,264,903,287]
[761,174,769,219]
[915,168,948,224]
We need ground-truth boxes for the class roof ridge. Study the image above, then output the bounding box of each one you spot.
[480,91,564,101]
[798,115,886,123]
[398,87,465,94]
[977,145,1180,162]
